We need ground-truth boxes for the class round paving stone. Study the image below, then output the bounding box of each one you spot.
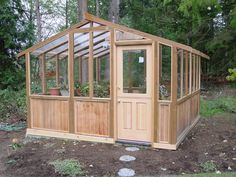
[125,147,140,152]
[119,155,136,162]
[118,168,135,177]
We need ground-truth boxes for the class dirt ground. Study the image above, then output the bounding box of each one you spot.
[0,115,235,177]
[0,85,236,177]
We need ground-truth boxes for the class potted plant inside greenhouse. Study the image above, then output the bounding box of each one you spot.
[47,80,60,96]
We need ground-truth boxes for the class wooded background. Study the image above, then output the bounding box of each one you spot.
[0,0,235,90]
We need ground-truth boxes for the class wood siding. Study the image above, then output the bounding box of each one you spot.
[74,101,110,136]
[176,92,200,139]
[158,102,171,143]
[31,98,69,132]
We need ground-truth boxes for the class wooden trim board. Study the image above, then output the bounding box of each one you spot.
[153,115,200,150]
[26,128,114,144]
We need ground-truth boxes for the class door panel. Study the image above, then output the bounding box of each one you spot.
[117,46,152,142]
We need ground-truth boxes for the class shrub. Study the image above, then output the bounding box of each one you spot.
[226,68,236,81]
[0,88,26,122]
[200,161,217,172]
[49,159,84,177]
[200,96,236,118]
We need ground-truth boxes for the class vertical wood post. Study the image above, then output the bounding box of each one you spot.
[40,53,47,94]
[185,51,189,95]
[189,52,192,94]
[180,50,184,98]
[69,32,75,133]
[89,30,94,98]
[26,53,31,128]
[153,41,158,143]
[192,54,196,92]
[79,57,82,83]
[110,29,114,137]
[170,46,178,144]
[199,56,201,89]
[56,54,60,86]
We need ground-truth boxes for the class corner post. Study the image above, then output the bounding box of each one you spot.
[170,46,178,145]
[68,32,75,133]
[25,52,31,128]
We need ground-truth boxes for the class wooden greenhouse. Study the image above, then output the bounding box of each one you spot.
[17,13,209,150]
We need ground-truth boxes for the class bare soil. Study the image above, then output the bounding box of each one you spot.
[0,115,235,177]
[0,85,235,177]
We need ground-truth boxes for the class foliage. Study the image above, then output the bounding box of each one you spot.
[226,68,236,81]
[49,159,84,177]
[0,122,26,131]
[80,83,89,96]
[0,0,34,90]
[9,142,22,150]
[200,96,236,118]
[0,88,26,121]
[93,81,110,98]
[200,161,217,172]
[176,172,236,177]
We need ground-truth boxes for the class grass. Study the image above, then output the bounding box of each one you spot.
[49,159,84,177]
[180,172,236,177]
[200,96,236,118]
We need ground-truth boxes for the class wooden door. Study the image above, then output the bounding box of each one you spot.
[117,45,152,143]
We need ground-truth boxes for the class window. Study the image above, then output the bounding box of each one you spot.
[93,31,110,98]
[122,49,147,94]
[30,35,69,96]
[159,44,171,100]
[74,32,89,97]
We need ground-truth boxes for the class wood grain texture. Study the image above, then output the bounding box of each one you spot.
[31,98,69,132]
[177,99,191,137]
[176,92,200,139]
[117,99,152,142]
[158,103,170,143]
[74,101,110,136]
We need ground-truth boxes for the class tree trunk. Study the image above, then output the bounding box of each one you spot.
[96,0,99,17]
[35,0,42,42]
[77,0,87,22]
[108,0,120,23]
[65,0,69,28]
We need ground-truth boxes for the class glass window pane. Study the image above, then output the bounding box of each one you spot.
[93,31,110,98]
[30,55,42,94]
[30,34,69,96]
[74,33,89,97]
[159,44,171,100]
[123,50,146,94]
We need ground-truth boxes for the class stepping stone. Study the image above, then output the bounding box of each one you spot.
[119,155,136,162]
[118,168,135,177]
[125,147,140,152]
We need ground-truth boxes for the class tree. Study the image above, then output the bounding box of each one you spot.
[78,0,87,22]
[0,0,34,89]
[35,0,42,42]
[108,0,120,23]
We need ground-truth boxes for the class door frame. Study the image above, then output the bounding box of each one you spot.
[114,45,154,143]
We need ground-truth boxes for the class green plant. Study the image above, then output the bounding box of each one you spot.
[47,80,58,88]
[49,159,84,177]
[74,82,81,89]
[226,68,236,81]
[200,161,217,172]
[0,89,26,121]
[200,96,236,118]
[93,81,109,98]
[80,83,89,96]
[9,143,22,150]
